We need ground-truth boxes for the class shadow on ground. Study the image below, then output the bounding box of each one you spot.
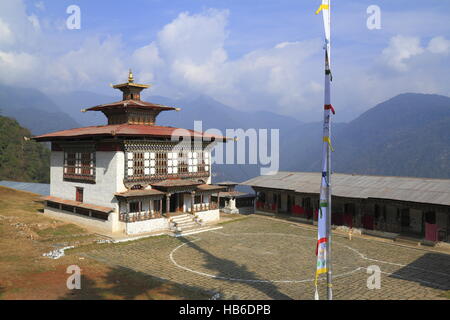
[389,252,450,290]
[177,236,292,300]
[59,265,213,300]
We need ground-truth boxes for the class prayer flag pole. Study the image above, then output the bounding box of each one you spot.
[314,0,334,301]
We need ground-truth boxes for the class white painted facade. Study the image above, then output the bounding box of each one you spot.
[46,148,220,235]
[50,151,126,208]
[195,209,220,223]
[43,206,119,233]
[125,217,169,235]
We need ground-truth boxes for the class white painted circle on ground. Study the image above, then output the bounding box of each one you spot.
[169,232,365,284]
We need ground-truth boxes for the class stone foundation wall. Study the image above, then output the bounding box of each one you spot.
[125,217,169,235]
[195,209,220,223]
[43,207,118,233]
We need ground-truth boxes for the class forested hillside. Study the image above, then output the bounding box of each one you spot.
[0,116,50,183]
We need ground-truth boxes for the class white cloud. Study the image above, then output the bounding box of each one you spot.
[45,36,127,91]
[131,10,323,119]
[27,14,40,31]
[0,18,14,46]
[428,36,450,54]
[0,51,39,83]
[0,2,450,122]
[381,35,424,71]
[35,1,45,11]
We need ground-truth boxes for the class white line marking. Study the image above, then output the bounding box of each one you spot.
[169,233,362,283]
[169,231,450,287]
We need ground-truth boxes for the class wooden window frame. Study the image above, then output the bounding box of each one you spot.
[63,151,95,183]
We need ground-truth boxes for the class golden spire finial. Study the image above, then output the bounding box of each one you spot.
[128,69,134,83]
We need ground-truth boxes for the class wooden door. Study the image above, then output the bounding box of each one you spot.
[76,187,83,202]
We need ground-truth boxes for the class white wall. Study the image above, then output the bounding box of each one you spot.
[125,217,169,235]
[44,207,118,233]
[184,194,192,212]
[50,150,126,232]
[195,209,220,223]
[50,151,125,208]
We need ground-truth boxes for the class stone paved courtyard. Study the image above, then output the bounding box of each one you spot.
[84,216,450,300]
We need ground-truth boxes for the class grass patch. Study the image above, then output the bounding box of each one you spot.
[36,223,86,238]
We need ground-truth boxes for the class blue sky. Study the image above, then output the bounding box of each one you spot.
[1,0,450,121]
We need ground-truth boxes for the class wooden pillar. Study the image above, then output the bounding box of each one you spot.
[149,198,152,218]
[275,193,279,214]
[217,192,221,210]
[357,200,363,228]
[125,198,129,222]
[159,198,162,216]
[191,191,195,214]
[166,193,171,214]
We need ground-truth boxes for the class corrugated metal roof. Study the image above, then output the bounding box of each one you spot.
[215,191,254,198]
[32,124,229,142]
[215,181,239,186]
[241,172,450,206]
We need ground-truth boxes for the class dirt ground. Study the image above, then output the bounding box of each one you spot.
[0,186,210,300]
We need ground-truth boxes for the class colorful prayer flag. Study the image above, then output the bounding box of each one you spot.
[314,0,333,301]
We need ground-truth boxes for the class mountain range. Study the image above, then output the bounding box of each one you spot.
[1,83,449,184]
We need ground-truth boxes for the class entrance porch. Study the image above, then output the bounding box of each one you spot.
[115,180,226,235]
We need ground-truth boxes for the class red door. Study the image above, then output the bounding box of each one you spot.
[76,187,83,202]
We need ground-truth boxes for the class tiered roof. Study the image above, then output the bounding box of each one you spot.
[33,70,228,142]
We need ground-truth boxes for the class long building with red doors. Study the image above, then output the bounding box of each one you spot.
[242,171,450,244]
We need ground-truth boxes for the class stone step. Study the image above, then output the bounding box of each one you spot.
[172,216,194,223]
[178,221,200,229]
[171,214,192,221]
[179,223,199,229]
[170,213,191,218]
[176,219,195,224]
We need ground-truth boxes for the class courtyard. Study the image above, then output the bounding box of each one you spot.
[84,215,450,300]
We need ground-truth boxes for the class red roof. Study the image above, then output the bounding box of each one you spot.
[85,99,178,112]
[114,189,165,198]
[32,124,229,142]
[151,179,203,188]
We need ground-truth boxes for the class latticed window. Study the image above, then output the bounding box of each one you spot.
[178,151,188,174]
[156,152,167,175]
[202,151,210,172]
[144,152,156,175]
[167,152,178,174]
[63,151,95,182]
[188,151,198,173]
[127,151,167,178]
[133,152,144,176]
[124,144,211,181]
